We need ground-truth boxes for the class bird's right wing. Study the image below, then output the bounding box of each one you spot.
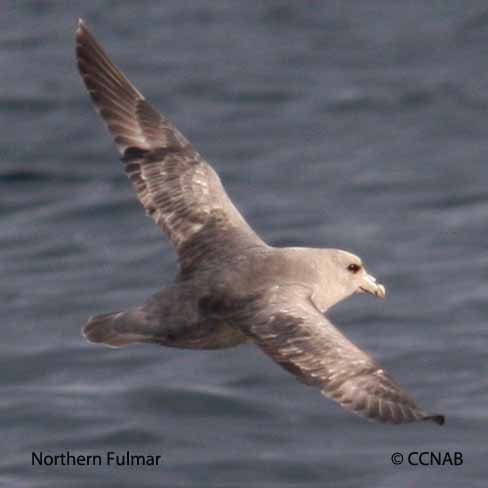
[75,20,265,274]
[227,285,444,425]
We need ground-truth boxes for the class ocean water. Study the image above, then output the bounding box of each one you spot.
[1,1,487,486]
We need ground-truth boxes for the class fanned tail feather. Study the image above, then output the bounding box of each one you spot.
[83,310,150,347]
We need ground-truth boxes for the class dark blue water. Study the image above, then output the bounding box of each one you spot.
[2,1,486,486]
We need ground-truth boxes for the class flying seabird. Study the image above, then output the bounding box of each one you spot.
[75,20,444,426]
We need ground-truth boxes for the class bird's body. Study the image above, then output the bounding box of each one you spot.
[76,20,444,426]
[84,246,359,349]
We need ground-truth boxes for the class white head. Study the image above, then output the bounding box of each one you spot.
[311,249,386,311]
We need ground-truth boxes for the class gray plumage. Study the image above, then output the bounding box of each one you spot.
[76,20,444,426]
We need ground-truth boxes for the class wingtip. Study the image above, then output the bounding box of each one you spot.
[424,413,446,426]
[76,18,86,36]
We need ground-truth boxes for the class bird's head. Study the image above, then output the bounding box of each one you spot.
[312,249,386,311]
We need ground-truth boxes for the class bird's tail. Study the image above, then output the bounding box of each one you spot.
[83,309,152,347]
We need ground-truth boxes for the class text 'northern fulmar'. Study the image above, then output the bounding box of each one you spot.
[76,20,444,426]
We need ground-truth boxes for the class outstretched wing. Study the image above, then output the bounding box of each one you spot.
[75,20,264,274]
[229,285,444,425]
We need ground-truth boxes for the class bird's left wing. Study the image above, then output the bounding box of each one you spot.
[75,20,265,275]
[225,285,444,425]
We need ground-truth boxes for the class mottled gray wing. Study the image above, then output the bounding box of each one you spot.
[230,285,444,425]
[75,20,264,273]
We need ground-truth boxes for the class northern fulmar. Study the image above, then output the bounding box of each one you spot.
[76,20,444,426]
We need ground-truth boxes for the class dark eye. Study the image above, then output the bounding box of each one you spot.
[347,263,361,274]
